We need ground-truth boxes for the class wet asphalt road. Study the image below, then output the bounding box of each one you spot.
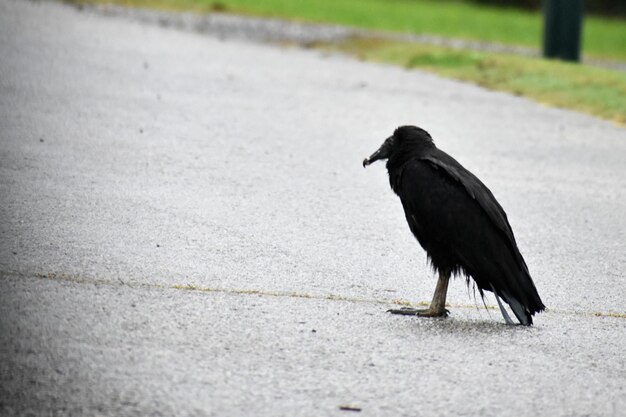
[1,0,625,416]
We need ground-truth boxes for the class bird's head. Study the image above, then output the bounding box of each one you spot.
[362,125,433,167]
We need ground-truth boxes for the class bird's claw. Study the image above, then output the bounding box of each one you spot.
[387,307,449,317]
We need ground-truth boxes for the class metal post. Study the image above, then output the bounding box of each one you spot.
[543,0,584,62]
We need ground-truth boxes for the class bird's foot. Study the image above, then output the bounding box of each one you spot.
[387,307,449,317]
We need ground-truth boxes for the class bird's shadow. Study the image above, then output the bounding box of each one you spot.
[389,313,535,337]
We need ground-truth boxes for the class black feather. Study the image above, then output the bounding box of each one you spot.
[381,126,545,325]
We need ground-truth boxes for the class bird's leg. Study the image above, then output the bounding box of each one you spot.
[388,270,451,317]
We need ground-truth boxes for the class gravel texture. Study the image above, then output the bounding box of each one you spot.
[0,0,625,416]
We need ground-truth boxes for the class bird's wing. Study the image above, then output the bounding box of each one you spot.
[419,153,529,274]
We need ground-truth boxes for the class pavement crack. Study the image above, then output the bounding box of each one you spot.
[2,270,625,319]
[170,283,430,308]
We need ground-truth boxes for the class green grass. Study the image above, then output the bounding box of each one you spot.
[76,0,626,61]
[327,37,626,124]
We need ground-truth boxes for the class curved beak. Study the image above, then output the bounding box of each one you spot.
[362,149,383,167]
[363,136,394,168]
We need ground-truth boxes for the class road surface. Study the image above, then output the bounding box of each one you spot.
[1,0,625,416]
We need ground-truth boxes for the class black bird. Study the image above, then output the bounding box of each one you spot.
[363,126,544,325]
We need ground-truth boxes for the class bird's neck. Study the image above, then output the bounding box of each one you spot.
[386,143,433,194]
[386,155,411,195]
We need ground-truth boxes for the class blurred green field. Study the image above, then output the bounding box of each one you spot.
[73,0,626,123]
[83,0,626,60]
[325,38,626,124]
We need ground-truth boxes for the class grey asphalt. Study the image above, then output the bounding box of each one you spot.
[1,0,625,416]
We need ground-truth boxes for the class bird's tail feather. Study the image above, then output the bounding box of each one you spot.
[503,291,532,325]
[490,283,532,325]
[489,255,543,325]
[491,284,515,325]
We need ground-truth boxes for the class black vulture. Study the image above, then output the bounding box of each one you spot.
[363,126,544,325]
